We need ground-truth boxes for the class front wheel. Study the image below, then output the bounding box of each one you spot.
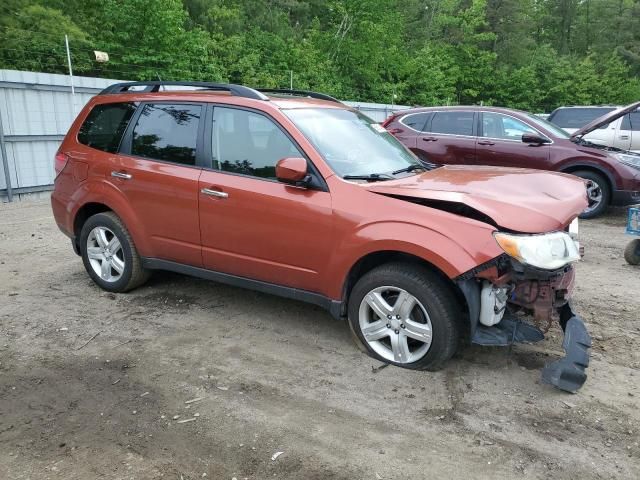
[347,263,460,371]
[79,212,150,292]
[574,170,610,219]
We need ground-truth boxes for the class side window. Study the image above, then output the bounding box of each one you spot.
[212,107,302,179]
[400,113,429,131]
[131,104,201,166]
[621,112,640,131]
[429,111,474,136]
[482,112,536,140]
[78,103,136,153]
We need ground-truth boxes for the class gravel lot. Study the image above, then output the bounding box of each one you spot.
[1,198,639,480]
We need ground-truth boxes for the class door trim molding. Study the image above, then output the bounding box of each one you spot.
[141,257,343,319]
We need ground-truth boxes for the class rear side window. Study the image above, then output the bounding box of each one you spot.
[131,104,202,166]
[621,112,640,131]
[549,108,616,129]
[78,103,136,153]
[429,111,474,136]
[400,113,429,131]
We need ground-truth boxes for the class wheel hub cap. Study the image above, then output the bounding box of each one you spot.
[86,226,125,283]
[358,286,433,364]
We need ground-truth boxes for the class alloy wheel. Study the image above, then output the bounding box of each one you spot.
[584,179,603,215]
[86,226,125,283]
[358,286,433,364]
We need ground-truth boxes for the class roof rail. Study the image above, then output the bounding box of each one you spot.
[256,88,341,104]
[99,81,269,100]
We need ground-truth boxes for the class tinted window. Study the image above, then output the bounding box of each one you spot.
[621,112,640,131]
[548,107,616,129]
[78,103,136,153]
[131,104,201,165]
[400,113,429,131]
[212,107,301,179]
[482,112,537,140]
[429,111,474,136]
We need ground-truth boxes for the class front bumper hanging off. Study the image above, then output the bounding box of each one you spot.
[457,258,592,393]
[540,303,591,393]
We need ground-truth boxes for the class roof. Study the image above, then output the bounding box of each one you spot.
[96,81,347,110]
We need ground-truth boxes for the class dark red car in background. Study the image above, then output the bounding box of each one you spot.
[383,104,640,218]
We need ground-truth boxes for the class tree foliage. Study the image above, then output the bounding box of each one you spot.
[1,0,639,111]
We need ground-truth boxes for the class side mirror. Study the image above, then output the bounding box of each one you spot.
[275,157,310,187]
[522,132,550,145]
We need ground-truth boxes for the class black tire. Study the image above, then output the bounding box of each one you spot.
[574,170,611,219]
[347,262,460,371]
[624,239,640,265]
[79,212,150,292]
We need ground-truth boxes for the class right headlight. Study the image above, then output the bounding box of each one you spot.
[611,152,640,170]
[494,230,581,270]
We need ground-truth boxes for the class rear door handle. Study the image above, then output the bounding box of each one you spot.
[422,137,438,142]
[201,187,229,199]
[620,135,630,140]
[111,171,132,180]
[478,140,495,146]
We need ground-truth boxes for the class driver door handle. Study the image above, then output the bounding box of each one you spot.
[478,140,495,146]
[111,171,132,180]
[422,137,438,142]
[201,187,229,199]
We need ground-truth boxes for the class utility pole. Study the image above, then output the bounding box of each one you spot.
[65,34,75,95]
[289,70,293,90]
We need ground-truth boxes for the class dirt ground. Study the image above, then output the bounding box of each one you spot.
[0,198,639,480]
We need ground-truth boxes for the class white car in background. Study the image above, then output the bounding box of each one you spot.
[549,105,640,153]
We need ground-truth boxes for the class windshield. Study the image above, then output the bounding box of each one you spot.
[284,108,421,178]
[524,113,571,139]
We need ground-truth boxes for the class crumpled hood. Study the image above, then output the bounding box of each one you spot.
[366,166,587,233]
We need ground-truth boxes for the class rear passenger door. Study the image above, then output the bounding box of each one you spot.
[415,111,477,166]
[115,102,205,266]
[198,105,333,293]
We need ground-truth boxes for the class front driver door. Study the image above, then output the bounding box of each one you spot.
[475,112,551,169]
[198,106,333,293]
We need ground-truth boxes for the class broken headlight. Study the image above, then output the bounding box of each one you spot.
[493,231,580,270]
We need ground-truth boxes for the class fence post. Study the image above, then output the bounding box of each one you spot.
[0,108,13,202]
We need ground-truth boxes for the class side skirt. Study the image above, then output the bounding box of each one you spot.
[141,258,343,320]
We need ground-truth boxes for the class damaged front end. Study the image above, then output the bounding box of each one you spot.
[457,230,591,393]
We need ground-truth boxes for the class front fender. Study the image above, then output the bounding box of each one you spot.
[325,220,502,299]
[68,179,153,257]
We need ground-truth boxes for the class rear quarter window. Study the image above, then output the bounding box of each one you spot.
[78,103,137,153]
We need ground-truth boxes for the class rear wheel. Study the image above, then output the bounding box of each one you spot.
[574,170,610,219]
[347,263,459,371]
[624,239,640,265]
[79,212,150,292]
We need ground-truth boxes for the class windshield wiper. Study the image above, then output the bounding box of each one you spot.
[391,164,426,175]
[343,173,394,182]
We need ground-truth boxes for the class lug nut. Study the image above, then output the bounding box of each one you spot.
[387,315,392,319]
[396,315,401,319]
[400,324,405,329]
[394,329,399,334]
[386,323,391,328]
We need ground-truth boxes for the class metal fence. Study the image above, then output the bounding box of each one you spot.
[0,69,410,202]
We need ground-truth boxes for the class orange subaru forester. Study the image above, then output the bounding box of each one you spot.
[52,82,591,392]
